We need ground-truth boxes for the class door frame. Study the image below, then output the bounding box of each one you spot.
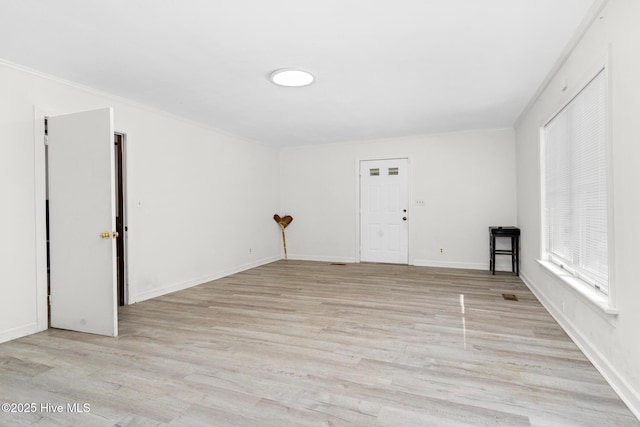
[355,156,413,265]
[114,132,129,306]
[33,106,49,333]
[33,106,130,334]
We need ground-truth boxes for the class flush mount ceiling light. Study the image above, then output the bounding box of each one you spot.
[270,68,315,87]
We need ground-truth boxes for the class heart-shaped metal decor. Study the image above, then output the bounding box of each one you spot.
[273,214,293,260]
[273,214,293,228]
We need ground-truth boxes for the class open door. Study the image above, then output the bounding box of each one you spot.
[48,108,118,336]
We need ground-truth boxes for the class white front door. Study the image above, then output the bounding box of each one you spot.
[360,158,409,264]
[48,108,118,336]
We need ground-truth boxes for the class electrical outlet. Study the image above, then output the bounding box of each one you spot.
[248,248,252,254]
[440,248,444,254]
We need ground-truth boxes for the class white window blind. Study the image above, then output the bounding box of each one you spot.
[543,69,609,294]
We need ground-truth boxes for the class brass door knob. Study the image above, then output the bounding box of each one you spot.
[100,232,110,239]
[112,231,119,239]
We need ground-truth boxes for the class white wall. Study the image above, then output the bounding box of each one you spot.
[515,0,640,417]
[0,61,281,343]
[0,60,517,343]
[279,129,517,268]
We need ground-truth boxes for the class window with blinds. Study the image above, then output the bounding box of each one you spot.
[543,69,609,294]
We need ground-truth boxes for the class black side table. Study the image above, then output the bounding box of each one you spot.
[489,226,520,276]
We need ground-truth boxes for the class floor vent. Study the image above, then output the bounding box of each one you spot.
[330,263,346,266]
[502,293,518,301]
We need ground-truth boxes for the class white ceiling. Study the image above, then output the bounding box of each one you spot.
[0,0,596,146]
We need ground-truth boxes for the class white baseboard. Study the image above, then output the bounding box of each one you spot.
[287,256,490,271]
[413,259,487,270]
[287,254,357,264]
[520,272,640,421]
[130,256,280,303]
[0,322,45,344]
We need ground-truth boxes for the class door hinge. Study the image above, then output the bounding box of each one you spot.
[44,117,49,146]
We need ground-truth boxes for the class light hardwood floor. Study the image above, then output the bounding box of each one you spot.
[1,261,638,426]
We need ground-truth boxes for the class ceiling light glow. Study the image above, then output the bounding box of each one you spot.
[270,69,314,87]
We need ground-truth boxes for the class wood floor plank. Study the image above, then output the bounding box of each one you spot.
[0,260,638,426]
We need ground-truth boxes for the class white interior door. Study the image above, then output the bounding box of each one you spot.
[360,159,409,264]
[48,108,118,336]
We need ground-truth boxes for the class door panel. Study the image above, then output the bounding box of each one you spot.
[360,159,409,264]
[388,225,400,251]
[48,108,118,336]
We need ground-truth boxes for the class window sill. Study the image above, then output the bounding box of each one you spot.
[536,260,618,317]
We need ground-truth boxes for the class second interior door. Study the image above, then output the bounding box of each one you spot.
[360,158,409,264]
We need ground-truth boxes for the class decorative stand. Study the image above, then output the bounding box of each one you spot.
[273,214,293,260]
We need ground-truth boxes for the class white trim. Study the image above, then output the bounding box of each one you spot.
[117,132,131,306]
[111,131,131,306]
[129,256,280,303]
[406,157,414,266]
[288,254,357,264]
[354,158,361,263]
[33,107,53,336]
[0,322,41,345]
[413,259,487,271]
[604,44,617,310]
[520,271,640,421]
[538,126,548,263]
[536,260,617,317]
[281,127,514,152]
